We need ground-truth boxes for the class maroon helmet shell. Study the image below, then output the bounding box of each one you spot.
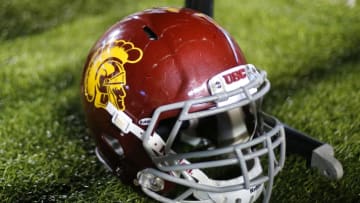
[81,7,285,203]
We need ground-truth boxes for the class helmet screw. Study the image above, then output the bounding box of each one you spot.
[115,167,122,177]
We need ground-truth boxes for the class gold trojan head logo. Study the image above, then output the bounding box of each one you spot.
[84,40,143,110]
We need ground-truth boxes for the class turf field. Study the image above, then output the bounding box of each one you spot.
[0,0,359,202]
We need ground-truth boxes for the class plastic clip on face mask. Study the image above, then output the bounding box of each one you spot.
[81,8,286,203]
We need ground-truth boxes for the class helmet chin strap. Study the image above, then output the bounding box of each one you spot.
[190,157,264,203]
[105,102,166,155]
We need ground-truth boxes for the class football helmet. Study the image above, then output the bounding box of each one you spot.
[81,7,285,203]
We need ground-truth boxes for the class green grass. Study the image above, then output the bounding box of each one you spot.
[0,0,359,202]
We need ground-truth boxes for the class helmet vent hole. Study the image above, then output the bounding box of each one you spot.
[103,134,125,158]
[143,26,158,40]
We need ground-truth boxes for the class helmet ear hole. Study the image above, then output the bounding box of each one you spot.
[97,133,138,184]
[95,133,125,172]
[103,134,125,158]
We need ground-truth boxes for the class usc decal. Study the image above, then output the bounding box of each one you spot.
[222,68,246,85]
[84,40,143,110]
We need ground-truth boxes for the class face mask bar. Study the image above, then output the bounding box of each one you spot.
[138,114,285,203]
[143,66,269,156]
[138,66,286,202]
[154,113,284,172]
